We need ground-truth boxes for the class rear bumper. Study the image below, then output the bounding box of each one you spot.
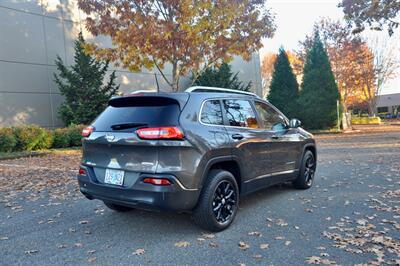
[77,170,200,212]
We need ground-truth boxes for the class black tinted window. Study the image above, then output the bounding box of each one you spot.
[93,104,180,131]
[201,100,223,125]
[255,102,287,131]
[223,100,259,128]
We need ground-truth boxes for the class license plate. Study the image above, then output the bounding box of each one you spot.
[104,169,125,186]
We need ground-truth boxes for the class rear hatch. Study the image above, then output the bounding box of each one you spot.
[82,94,189,186]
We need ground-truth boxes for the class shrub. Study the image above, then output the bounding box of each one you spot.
[67,125,85,147]
[52,128,70,148]
[0,128,17,152]
[13,125,53,151]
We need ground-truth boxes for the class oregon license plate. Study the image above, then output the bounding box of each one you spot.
[104,169,125,186]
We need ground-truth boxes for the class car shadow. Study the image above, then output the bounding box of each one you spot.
[80,182,300,239]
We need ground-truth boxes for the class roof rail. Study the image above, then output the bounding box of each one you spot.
[185,86,260,98]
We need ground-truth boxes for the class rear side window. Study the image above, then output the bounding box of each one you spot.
[223,99,259,128]
[93,100,180,132]
[201,100,223,125]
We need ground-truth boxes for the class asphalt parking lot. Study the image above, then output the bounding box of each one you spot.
[1,128,400,265]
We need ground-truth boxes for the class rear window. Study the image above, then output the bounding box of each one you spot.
[93,100,180,132]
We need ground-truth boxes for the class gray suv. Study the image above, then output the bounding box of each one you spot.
[78,86,316,231]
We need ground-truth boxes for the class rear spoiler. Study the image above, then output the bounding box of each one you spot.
[108,93,189,110]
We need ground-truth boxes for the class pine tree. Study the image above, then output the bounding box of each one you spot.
[193,62,252,91]
[267,47,299,118]
[298,33,340,129]
[54,33,119,125]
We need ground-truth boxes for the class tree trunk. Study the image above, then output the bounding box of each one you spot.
[172,61,179,92]
[367,101,376,117]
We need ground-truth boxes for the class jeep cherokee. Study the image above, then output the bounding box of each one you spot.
[77,86,317,231]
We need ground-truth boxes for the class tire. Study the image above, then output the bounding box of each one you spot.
[103,201,133,212]
[193,169,239,232]
[293,150,316,189]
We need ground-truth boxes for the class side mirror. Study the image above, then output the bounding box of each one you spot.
[289,118,301,128]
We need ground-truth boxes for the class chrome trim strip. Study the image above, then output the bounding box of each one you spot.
[186,86,260,98]
[173,178,198,191]
[244,169,298,184]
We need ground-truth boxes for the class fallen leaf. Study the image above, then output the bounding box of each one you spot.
[238,241,250,250]
[174,241,190,248]
[88,257,96,263]
[209,242,219,248]
[253,254,262,259]
[285,241,291,246]
[24,250,38,255]
[79,220,89,224]
[260,243,269,249]
[132,248,145,255]
[0,237,9,240]
[248,231,262,237]
[201,233,215,239]
[74,243,83,248]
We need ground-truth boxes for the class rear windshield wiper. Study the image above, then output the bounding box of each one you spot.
[110,123,148,130]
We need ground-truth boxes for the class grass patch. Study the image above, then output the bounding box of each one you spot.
[0,147,81,160]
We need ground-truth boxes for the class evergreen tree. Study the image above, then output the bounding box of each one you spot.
[193,62,252,91]
[298,33,340,129]
[267,47,299,118]
[54,33,119,125]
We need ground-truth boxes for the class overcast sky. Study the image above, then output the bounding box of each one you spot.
[260,0,400,95]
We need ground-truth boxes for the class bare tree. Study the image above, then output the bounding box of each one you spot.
[260,52,277,98]
[366,33,400,115]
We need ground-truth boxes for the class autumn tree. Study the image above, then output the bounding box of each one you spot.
[298,34,340,129]
[267,48,299,118]
[339,0,400,36]
[78,0,275,92]
[193,62,252,91]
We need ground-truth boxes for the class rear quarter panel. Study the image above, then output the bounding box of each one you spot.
[156,95,231,189]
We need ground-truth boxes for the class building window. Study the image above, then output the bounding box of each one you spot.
[377,107,389,113]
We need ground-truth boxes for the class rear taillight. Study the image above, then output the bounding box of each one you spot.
[81,126,93,137]
[136,127,184,140]
[143,178,171,186]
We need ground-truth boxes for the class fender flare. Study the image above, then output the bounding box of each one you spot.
[199,155,244,190]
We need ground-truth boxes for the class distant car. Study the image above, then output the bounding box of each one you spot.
[77,86,317,231]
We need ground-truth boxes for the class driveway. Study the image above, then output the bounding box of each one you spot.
[1,129,400,265]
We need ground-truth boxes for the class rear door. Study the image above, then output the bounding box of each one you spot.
[221,98,274,183]
[82,96,185,187]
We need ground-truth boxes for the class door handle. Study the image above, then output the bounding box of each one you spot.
[271,135,280,139]
[231,134,244,140]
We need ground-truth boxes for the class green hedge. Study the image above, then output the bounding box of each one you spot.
[0,124,85,153]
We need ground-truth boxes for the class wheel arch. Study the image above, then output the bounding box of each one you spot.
[200,156,243,193]
[301,143,317,163]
